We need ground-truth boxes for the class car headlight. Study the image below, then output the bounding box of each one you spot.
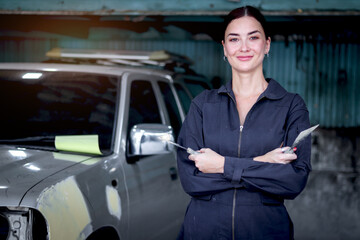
[0,207,48,240]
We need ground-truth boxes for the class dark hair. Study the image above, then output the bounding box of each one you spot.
[223,6,269,39]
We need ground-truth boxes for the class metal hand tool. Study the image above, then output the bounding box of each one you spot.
[283,124,319,154]
[166,140,200,155]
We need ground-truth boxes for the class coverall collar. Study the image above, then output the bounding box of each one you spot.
[217,78,287,100]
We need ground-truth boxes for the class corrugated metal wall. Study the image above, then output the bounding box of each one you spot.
[0,38,359,127]
[264,41,360,128]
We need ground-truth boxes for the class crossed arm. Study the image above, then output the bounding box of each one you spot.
[177,96,311,200]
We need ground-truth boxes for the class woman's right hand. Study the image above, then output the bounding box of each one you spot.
[253,147,297,164]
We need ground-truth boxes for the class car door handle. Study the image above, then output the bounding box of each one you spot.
[169,167,178,181]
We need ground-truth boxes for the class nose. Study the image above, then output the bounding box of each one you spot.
[240,39,250,52]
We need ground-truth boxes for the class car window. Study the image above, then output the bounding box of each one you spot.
[0,70,118,152]
[158,81,182,138]
[128,80,162,132]
[174,83,191,114]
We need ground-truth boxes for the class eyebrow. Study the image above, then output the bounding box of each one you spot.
[248,30,261,35]
[227,30,261,38]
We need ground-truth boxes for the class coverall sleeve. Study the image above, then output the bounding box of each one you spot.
[177,96,245,198]
[223,95,311,199]
[177,94,311,200]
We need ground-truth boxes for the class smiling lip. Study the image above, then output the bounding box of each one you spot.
[237,56,253,61]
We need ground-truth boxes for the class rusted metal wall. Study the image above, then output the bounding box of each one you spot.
[264,41,360,128]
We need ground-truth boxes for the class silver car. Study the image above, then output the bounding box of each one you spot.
[0,61,209,240]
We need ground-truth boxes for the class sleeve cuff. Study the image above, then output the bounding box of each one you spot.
[224,156,258,184]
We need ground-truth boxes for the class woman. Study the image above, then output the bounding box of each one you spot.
[177,6,311,240]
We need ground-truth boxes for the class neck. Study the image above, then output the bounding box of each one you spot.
[231,70,268,98]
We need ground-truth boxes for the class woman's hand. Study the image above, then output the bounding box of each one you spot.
[188,148,225,173]
[254,147,297,164]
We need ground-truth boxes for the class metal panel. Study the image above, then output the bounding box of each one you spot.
[264,41,360,127]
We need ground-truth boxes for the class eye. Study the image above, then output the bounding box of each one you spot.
[250,36,259,40]
[229,38,239,42]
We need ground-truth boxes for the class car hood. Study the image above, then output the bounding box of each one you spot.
[0,145,93,206]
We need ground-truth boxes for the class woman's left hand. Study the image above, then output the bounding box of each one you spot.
[188,148,225,173]
[253,147,297,164]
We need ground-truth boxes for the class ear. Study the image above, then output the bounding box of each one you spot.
[265,37,271,54]
[222,40,228,57]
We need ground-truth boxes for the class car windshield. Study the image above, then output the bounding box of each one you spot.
[0,69,118,154]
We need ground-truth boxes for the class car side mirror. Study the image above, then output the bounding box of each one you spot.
[128,124,175,158]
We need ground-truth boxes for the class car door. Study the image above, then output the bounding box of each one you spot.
[121,73,188,240]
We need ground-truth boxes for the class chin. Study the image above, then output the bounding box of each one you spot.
[233,65,256,73]
[231,62,263,74]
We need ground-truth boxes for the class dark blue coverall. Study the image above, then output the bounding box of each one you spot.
[177,79,311,240]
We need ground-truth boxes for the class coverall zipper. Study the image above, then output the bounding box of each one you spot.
[227,92,243,240]
[227,91,264,240]
[232,125,243,240]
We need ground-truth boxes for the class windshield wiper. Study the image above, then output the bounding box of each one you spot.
[0,136,55,145]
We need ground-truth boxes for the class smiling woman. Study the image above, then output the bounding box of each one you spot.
[223,16,270,76]
[222,7,270,78]
[176,6,312,240]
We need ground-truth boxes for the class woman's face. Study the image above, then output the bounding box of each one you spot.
[222,16,270,74]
